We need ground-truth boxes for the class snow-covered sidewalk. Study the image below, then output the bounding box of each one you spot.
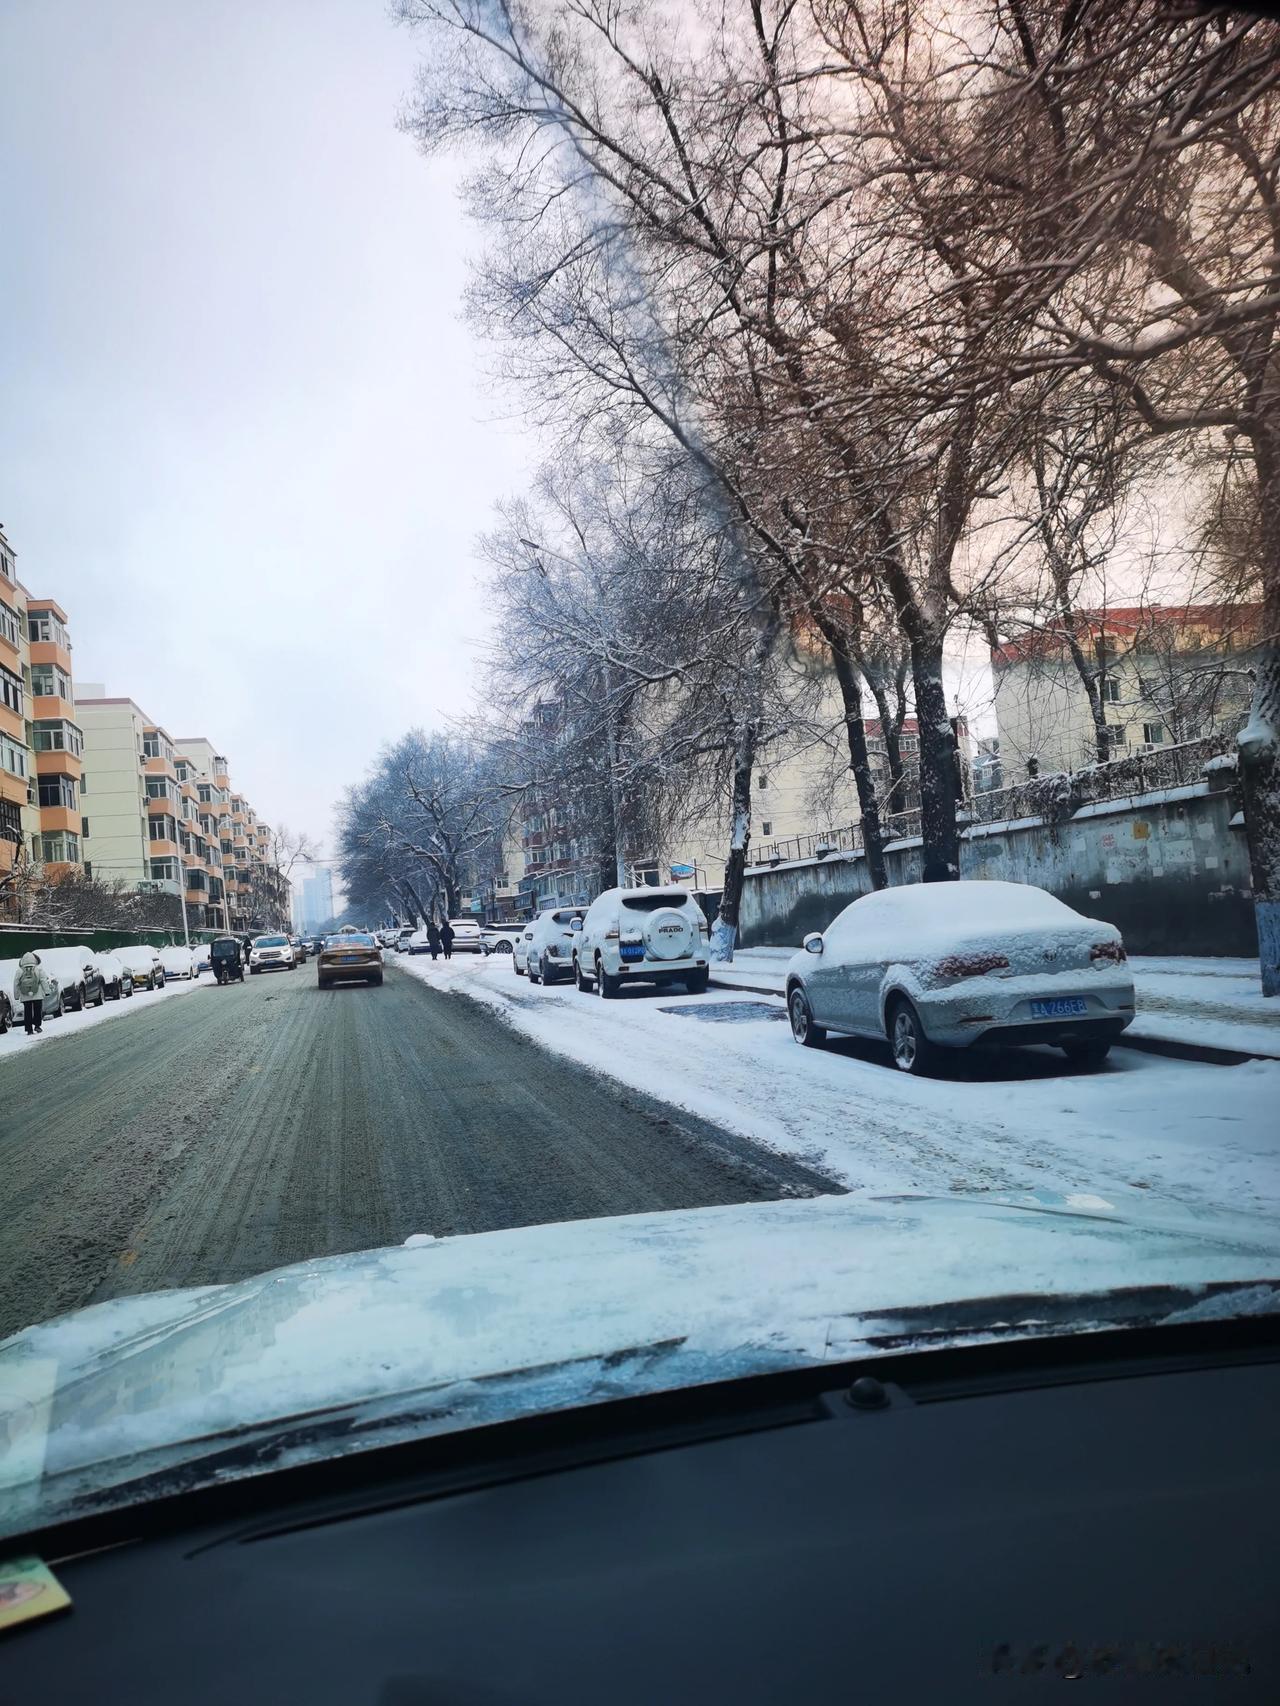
[708,948,1280,1060]
[393,953,1280,1227]
[0,972,209,1063]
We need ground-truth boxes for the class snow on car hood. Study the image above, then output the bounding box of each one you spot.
[1,1189,1276,1534]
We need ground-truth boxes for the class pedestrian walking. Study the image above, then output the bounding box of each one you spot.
[426,920,441,962]
[439,920,455,961]
[14,952,52,1036]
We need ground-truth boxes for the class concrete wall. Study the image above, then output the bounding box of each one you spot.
[739,781,1256,957]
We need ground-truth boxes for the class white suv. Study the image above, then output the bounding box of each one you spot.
[573,887,710,998]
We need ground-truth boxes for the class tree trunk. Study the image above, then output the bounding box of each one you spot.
[710,714,758,962]
[399,877,431,926]
[1238,643,1280,996]
[829,645,888,890]
[864,668,906,803]
[912,638,961,882]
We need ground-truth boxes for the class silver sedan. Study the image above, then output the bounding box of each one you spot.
[784,880,1135,1075]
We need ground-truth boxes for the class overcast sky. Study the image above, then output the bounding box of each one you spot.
[0,0,530,878]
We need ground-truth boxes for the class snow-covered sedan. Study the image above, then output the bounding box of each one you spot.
[159,945,199,981]
[90,952,134,1000]
[512,922,536,975]
[785,880,1135,1074]
[119,945,165,991]
[525,907,585,985]
[480,922,525,956]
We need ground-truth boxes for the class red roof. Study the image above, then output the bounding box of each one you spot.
[990,604,1262,667]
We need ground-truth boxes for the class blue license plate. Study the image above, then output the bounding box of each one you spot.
[1030,997,1088,1019]
[619,943,644,962]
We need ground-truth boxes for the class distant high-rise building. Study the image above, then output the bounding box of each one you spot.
[298,867,333,933]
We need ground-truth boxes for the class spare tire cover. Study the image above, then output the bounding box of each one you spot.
[641,907,695,961]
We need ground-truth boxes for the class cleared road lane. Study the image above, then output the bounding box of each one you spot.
[0,960,839,1339]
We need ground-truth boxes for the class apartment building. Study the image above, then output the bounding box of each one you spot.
[71,693,287,931]
[991,603,1262,778]
[0,523,87,909]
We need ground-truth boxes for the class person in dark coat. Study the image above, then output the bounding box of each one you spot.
[426,920,441,961]
[439,920,455,961]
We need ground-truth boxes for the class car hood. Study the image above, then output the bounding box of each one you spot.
[1,1188,1276,1534]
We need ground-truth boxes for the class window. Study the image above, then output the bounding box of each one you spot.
[32,719,83,755]
[38,774,78,810]
[27,611,70,648]
[1138,675,1157,699]
[142,732,174,762]
[150,857,179,883]
[34,830,80,863]
[83,861,92,879]
[757,773,769,790]
[30,662,72,701]
[0,733,25,778]
[0,548,14,582]
[149,813,177,843]
[1100,678,1121,703]
[82,817,90,839]
[145,776,174,800]
[0,601,20,648]
[0,798,21,845]
[761,821,773,836]
[79,773,87,793]
[0,663,22,715]
[198,784,212,803]
[1108,723,1127,749]
[1143,723,1166,746]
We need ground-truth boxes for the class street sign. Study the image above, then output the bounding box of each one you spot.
[470,896,483,913]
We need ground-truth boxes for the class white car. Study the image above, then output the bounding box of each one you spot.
[480,922,526,956]
[90,952,134,1000]
[512,922,536,975]
[573,887,710,997]
[119,945,166,991]
[395,927,415,953]
[191,942,212,973]
[249,934,295,973]
[444,918,487,953]
[406,929,435,955]
[784,879,1136,1075]
[159,945,199,981]
[525,908,586,985]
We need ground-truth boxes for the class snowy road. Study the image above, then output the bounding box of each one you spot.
[0,959,836,1340]
[402,952,1280,1229]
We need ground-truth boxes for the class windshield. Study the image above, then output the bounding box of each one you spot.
[1,0,1277,1545]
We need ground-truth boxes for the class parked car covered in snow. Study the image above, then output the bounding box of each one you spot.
[573,887,710,997]
[37,946,107,1011]
[784,880,1136,1075]
[90,952,134,1000]
[512,922,536,975]
[119,945,165,991]
[481,922,525,956]
[406,929,434,955]
[525,908,585,986]
[191,941,212,973]
[394,927,414,953]
[159,945,199,981]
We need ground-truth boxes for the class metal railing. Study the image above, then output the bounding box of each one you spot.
[746,736,1231,868]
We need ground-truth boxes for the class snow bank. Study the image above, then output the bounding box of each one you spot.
[0,972,209,1063]
[392,957,1280,1225]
